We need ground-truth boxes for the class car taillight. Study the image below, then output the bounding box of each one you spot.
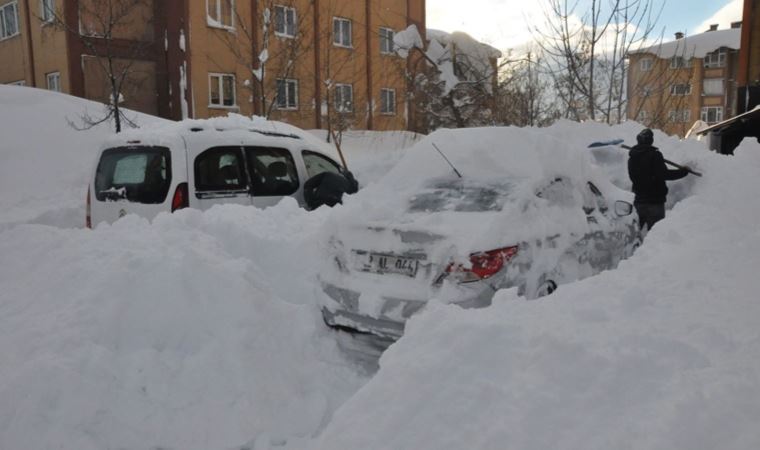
[444,245,519,283]
[86,187,92,229]
[171,183,189,212]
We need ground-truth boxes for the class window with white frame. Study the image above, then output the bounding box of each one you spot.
[379,27,394,54]
[703,48,726,68]
[380,88,395,114]
[333,17,352,47]
[701,106,723,123]
[334,83,353,112]
[274,5,296,37]
[668,109,690,123]
[207,0,234,29]
[0,1,19,39]
[670,83,691,95]
[641,85,653,97]
[275,78,298,109]
[40,0,55,23]
[670,56,691,69]
[639,58,653,71]
[636,110,649,122]
[703,78,724,96]
[209,73,236,107]
[46,71,60,92]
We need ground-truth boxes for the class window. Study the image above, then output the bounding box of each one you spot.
[641,85,653,97]
[380,88,395,115]
[670,56,691,69]
[9,80,25,86]
[379,27,394,54]
[701,106,723,123]
[703,78,724,96]
[333,17,352,47]
[95,147,172,204]
[636,110,649,122]
[245,147,299,196]
[207,0,234,29]
[670,83,691,95]
[209,73,236,107]
[668,109,690,123]
[40,0,54,23]
[194,147,248,192]
[302,150,342,178]
[639,58,652,71]
[704,48,726,68]
[275,78,298,110]
[274,5,296,37]
[0,1,19,39]
[334,83,353,112]
[46,71,60,92]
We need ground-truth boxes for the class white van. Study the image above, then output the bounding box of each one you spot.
[87,121,348,227]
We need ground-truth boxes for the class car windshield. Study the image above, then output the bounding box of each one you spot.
[95,146,172,204]
[407,179,516,213]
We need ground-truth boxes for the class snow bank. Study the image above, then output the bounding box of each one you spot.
[0,86,167,228]
[306,137,760,450]
[0,201,366,450]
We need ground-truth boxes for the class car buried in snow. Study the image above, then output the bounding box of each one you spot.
[318,128,641,345]
[87,118,353,227]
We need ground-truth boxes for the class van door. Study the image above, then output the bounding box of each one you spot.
[244,146,301,208]
[192,146,252,210]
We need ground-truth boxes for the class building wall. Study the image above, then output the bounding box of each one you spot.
[628,45,739,137]
[0,0,37,86]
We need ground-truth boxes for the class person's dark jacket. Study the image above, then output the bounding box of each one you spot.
[303,170,359,210]
[628,144,688,204]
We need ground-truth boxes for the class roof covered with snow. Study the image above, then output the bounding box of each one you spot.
[427,29,502,60]
[631,28,741,59]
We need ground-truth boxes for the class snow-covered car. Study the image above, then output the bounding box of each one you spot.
[87,118,350,227]
[318,127,640,343]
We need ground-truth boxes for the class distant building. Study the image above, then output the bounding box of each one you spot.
[627,25,742,137]
[0,0,426,132]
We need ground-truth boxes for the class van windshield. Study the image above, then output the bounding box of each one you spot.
[95,147,172,204]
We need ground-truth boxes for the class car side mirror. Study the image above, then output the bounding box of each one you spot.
[614,200,633,217]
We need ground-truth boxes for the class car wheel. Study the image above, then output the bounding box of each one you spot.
[535,279,557,298]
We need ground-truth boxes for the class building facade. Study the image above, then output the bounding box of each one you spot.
[738,0,760,113]
[627,25,742,137]
[0,0,426,131]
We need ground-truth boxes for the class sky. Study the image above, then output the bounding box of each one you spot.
[427,0,743,52]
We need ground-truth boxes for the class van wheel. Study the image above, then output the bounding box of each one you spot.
[535,279,557,298]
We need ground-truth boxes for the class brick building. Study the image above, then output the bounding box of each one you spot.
[627,25,742,137]
[0,0,426,131]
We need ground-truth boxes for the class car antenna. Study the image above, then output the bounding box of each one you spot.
[431,142,462,178]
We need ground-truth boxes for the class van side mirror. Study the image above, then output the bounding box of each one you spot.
[614,200,634,217]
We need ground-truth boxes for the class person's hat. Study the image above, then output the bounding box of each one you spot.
[637,128,654,146]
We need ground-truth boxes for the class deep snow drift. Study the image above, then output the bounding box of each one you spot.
[2,87,760,449]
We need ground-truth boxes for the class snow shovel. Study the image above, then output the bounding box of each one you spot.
[588,139,702,177]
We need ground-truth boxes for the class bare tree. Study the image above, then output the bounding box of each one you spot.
[496,50,558,127]
[48,0,153,132]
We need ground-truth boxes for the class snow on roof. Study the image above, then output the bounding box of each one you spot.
[631,28,741,59]
[427,28,502,60]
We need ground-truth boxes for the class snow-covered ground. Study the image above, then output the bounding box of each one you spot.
[2,86,759,449]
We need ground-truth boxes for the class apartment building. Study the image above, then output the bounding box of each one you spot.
[738,0,760,113]
[627,25,742,137]
[0,0,425,131]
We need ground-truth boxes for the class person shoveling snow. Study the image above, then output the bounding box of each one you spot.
[628,128,693,230]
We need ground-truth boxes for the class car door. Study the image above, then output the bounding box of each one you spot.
[245,146,301,208]
[192,146,252,210]
[581,181,621,269]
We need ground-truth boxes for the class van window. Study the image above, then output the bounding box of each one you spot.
[302,150,342,178]
[95,147,172,204]
[245,147,299,196]
[195,147,248,192]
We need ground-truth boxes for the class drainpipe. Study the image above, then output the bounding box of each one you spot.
[23,0,37,86]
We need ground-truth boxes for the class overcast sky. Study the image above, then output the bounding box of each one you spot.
[427,0,743,51]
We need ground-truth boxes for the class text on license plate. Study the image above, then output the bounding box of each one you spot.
[356,252,421,277]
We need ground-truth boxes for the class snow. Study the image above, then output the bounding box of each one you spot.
[632,28,741,59]
[393,24,424,58]
[3,87,760,449]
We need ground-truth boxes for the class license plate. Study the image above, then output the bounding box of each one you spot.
[354,251,421,277]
